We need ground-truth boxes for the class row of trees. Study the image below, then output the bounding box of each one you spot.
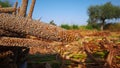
[88,2,120,30]
[0,0,11,7]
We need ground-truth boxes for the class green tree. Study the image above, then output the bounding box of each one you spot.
[88,2,120,30]
[0,0,11,7]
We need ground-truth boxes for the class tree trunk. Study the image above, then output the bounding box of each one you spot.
[19,0,28,17]
[100,19,105,31]
[27,0,36,19]
[0,13,80,42]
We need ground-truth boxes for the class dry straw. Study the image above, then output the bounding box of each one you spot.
[0,13,80,42]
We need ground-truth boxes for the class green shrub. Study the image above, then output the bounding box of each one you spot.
[86,25,94,30]
[79,25,99,30]
[60,24,71,30]
[60,23,101,30]
[104,23,120,31]
[71,24,79,29]
[0,0,11,7]
[79,26,87,30]
[60,24,79,30]
[87,23,101,30]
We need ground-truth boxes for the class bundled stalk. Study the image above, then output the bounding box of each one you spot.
[0,37,84,54]
[0,37,51,47]
[27,0,36,18]
[0,37,62,53]
[0,13,80,42]
[12,2,18,15]
[0,29,25,37]
[0,50,13,58]
[0,7,16,13]
[19,0,28,17]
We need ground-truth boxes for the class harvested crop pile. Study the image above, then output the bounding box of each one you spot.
[0,37,63,54]
[0,13,80,42]
[0,37,50,47]
[0,29,25,37]
[87,31,111,37]
[0,7,16,13]
[83,37,120,68]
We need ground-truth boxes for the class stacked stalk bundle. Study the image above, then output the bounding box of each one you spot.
[0,29,25,37]
[0,37,51,47]
[0,7,16,13]
[0,13,80,42]
[0,37,62,54]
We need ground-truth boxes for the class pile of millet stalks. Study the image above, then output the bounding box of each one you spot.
[0,13,81,68]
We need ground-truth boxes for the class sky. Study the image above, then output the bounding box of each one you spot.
[6,0,120,26]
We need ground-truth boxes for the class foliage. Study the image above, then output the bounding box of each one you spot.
[72,24,79,29]
[88,23,101,30]
[85,25,95,30]
[60,24,72,30]
[0,0,11,7]
[104,22,120,31]
[60,24,79,30]
[88,2,120,30]
[49,20,56,26]
[79,24,100,30]
[79,25,92,30]
[60,24,100,30]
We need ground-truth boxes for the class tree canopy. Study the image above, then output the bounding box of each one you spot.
[88,2,120,30]
[0,0,11,7]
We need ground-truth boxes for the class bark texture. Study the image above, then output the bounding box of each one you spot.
[0,29,25,37]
